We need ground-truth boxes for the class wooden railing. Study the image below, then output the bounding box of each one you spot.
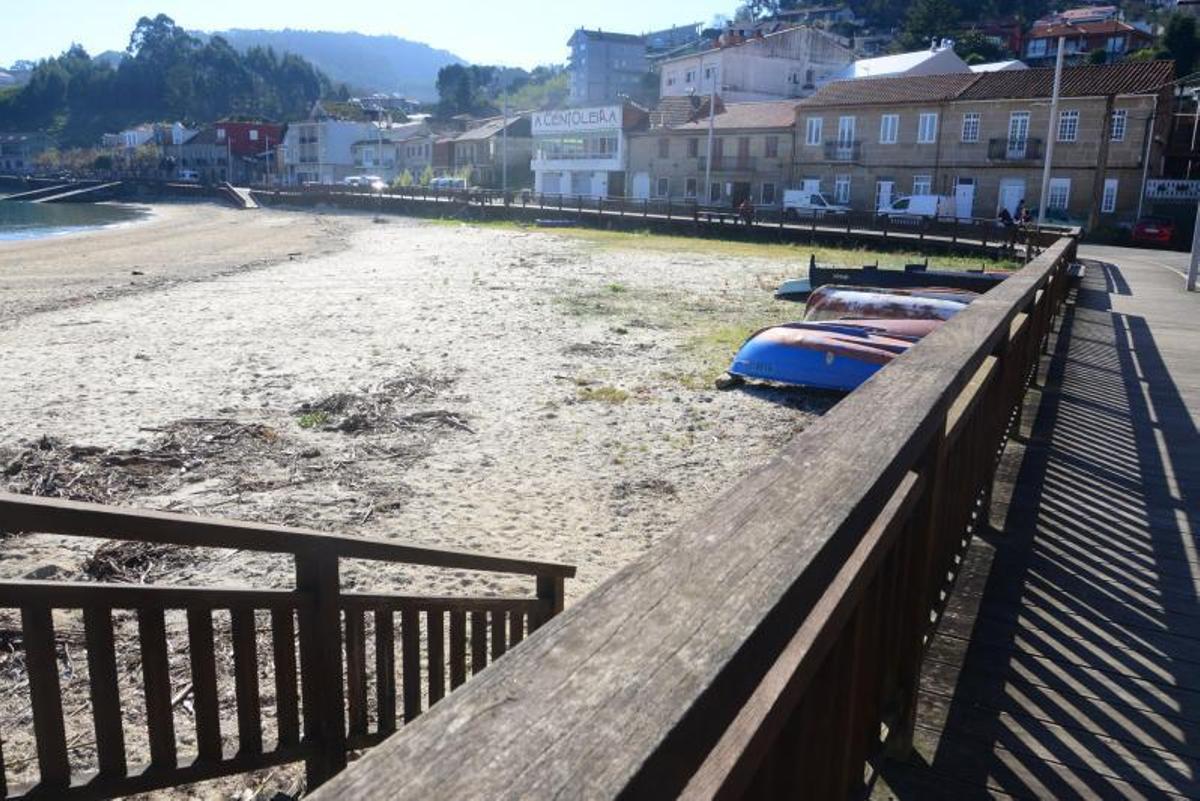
[307,235,1078,800]
[0,494,573,799]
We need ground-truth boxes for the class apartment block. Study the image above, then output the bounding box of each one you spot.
[568,29,649,106]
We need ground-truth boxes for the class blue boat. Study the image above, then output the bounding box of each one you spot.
[727,321,923,392]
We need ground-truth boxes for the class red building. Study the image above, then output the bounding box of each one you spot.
[214,121,285,183]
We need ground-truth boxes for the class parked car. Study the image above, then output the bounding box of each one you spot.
[879,195,954,221]
[782,190,849,219]
[176,169,200,183]
[1131,216,1177,247]
[429,176,468,190]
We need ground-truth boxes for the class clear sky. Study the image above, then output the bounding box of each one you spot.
[2,1,731,69]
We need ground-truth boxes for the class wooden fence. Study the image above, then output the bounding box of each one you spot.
[306,235,1078,799]
[254,185,1068,258]
[0,494,573,799]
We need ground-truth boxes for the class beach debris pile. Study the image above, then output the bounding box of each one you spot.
[81,539,196,584]
[294,370,470,434]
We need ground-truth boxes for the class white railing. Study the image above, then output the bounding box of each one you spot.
[1145,179,1200,201]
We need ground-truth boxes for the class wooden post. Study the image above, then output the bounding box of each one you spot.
[296,551,346,787]
[532,575,565,632]
[643,198,649,219]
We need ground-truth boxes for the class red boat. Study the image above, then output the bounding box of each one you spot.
[804,285,976,323]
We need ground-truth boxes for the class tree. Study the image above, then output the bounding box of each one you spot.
[1088,48,1109,65]
[897,0,960,51]
[1159,13,1200,78]
[954,30,1011,65]
[420,165,434,185]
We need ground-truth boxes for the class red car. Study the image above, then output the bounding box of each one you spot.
[1131,216,1177,247]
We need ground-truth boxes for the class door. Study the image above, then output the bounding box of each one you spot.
[998,179,1024,216]
[631,172,651,200]
[837,116,856,156]
[731,181,752,207]
[955,178,975,220]
[1007,112,1030,159]
[875,180,894,213]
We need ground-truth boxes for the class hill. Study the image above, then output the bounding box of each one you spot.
[196,29,466,101]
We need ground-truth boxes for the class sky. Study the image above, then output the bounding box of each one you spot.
[1,1,731,69]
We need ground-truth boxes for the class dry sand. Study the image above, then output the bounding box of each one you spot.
[0,203,835,796]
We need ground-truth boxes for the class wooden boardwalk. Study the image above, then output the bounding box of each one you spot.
[875,250,1200,799]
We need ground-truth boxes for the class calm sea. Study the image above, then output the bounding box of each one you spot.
[0,196,146,241]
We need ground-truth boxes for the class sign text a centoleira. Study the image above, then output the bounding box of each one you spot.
[532,106,623,135]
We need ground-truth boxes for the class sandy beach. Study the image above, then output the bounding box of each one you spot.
[0,203,846,794]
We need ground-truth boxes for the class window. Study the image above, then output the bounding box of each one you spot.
[961,112,980,143]
[656,177,670,197]
[667,72,677,87]
[1102,178,1118,213]
[880,114,898,144]
[687,138,699,158]
[1106,35,1126,54]
[1028,38,1047,57]
[685,69,696,83]
[685,177,697,198]
[805,117,823,146]
[217,129,227,141]
[710,182,721,202]
[765,136,779,158]
[1048,177,1070,210]
[249,129,259,141]
[837,116,856,147]
[1111,109,1127,142]
[1057,110,1079,142]
[912,175,932,196]
[917,113,938,144]
[834,174,850,204]
[761,182,776,205]
[658,138,670,158]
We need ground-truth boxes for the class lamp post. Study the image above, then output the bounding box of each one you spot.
[1037,36,1065,228]
[703,59,720,207]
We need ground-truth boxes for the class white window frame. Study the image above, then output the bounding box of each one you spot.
[917,113,938,144]
[1057,110,1079,143]
[805,117,823,146]
[834,174,851,204]
[912,174,932,196]
[1111,109,1127,142]
[961,112,980,143]
[837,116,856,147]
[1048,177,1071,210]
[879,114,898,144]
[684,177,697,198]
[761,182,777,205]
[709,181,721,203]
[656,177,670,198]
[1102,178,1118,213]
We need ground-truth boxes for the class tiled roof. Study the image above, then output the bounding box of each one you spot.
[181,128,220,146]
[958,60,1175,100]
[796,72,980,108]
[670,100,801,131]
[454,117,519,141]
[651,95,715,128]
[1028,19,1147,38]
[571,29,643,45]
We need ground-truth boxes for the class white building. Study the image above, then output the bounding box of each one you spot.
[531,104,648,198]
[832,43,970,81]
[282,120,379,185]
[657,26,853,103]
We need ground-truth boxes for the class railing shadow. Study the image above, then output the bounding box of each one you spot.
[883,260,1200,797]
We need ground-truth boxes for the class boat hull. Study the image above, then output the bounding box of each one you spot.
[729,322,917,392]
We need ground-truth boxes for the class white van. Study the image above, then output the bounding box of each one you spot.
[879,195,954,220]
[782,189,850,218]
[177,169,200,183]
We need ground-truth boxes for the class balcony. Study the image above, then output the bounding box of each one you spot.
[988,137,1045,161]
[823,140,862,162]
[698,156,756,172]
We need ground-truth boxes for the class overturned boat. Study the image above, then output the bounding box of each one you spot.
[776,258,1008,302]
[804,285,976,323]
[726,320,926,392]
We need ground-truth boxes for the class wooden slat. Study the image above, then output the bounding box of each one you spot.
[470,612,488,675]
[295,553,346,787]
[271,609,301,748]
[344,609,368,737]
[0,495,576,578]
[22,605,70,789]
[449,611,467,690]
[230,608,263,755]
[82,606,126,778]
[186,608,222,762]
[508,612,524,647]
[137,608,177,770]
[490,612,507,660]
[340,593,544,613]
[427,610,445,706]
[0,581,309,610]
[401,608,421,723]
[0,723,6,798]
[376,609,396,735]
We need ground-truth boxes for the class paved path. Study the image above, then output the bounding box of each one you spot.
[875,247,1200,798]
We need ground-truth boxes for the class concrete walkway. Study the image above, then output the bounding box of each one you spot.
[875,247,1200,798]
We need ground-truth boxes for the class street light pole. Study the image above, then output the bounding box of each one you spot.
[703,58,718,206]
[1037,36,1065,227]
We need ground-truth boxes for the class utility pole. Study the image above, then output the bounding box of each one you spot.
[502,93,509,196]
[1189,201,1200,291]
[1087,95,1115,233]
[703,58,718,206]
[1037,36,1065,228]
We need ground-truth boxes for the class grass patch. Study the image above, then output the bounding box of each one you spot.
[577,385,631,404]
[673,323,761,389]
[296,410,329,429]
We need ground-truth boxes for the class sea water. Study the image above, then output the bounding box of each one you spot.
[0,196,146,241]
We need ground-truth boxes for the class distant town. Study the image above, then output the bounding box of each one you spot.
[3,1,1200,235]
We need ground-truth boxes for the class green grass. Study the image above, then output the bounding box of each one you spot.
[296,411,329,429]
[577,385,631,404]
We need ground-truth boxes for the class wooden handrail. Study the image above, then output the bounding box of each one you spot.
[0,580,311,610]
[0,493,576,578]
[308,236,1077,800]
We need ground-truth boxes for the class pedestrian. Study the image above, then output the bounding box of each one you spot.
[738,197,755,227]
